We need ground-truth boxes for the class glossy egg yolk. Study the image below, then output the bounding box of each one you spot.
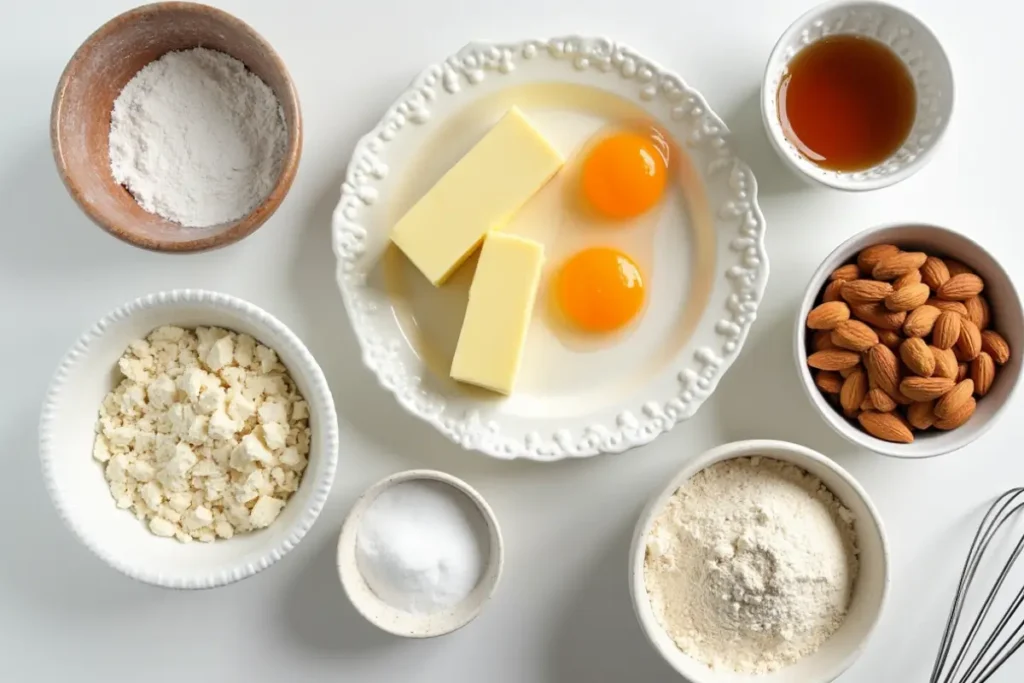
[557,248,645,332]
[580,131,667,219]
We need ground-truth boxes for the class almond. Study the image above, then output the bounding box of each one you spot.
[877,329,902,349]
[815,370,844,394]
[971,352,995,396]
[894,269,923,290]
[830,263,861,281]
[865,344,901,399]
[873,251,928,280]
[900,376,956,401]
[899,337,935,377]
[945,259,974,277]
[935,397,976,430]
[822,279,845,303]
[858,411,914,443]
[807,301,851,330]
[933,311,962,350]
[841,279,893,305]
[840,365,859,378]
[831,320,879,352]
[927,299,969,316]
[860,395,875,412]
[957,363,969,382]
[808,349,861,371]
[885,283,930,312]
[920,256,950,290]
[931,346,958,379]
[935,379,974,419]
[852,303,906,331]
[840,369,868,416]
[868,388,897,413]
[937,273,985,301]
[857,244,900,273]
[903,305,941,338]
[907,400,937,430]
[964,296,990,330]
[957,318,982,361]
[981,330,1011,365]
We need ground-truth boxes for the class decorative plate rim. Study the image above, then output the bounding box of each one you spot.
[332,35,769,462]
[37,289,340,589]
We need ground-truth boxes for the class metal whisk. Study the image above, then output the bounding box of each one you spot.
[930,488,1024,683]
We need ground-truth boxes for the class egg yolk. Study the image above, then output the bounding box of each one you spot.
[580,131,667,219]
[557,248,645,332]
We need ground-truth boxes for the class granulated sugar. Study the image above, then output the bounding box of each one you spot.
[109,48,287,228]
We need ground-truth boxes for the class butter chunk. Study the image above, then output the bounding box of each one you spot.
[450,233,544,395]
[390,107,563,286]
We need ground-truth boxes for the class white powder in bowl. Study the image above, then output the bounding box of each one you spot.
[644,456,859,673]
[109,48,288,228]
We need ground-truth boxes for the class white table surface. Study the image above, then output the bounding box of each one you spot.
[3,0,1020,680]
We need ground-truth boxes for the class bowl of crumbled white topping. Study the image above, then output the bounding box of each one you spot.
[39,290,338,589]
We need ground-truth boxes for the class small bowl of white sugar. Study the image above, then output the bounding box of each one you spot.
[51,2,301,253]
[629,439,889,683]
[337,469,504,638]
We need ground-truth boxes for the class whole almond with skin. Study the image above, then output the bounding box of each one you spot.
[945,259,974,277]
[822,279,845,303]
[857,244,900,273]
[933,312,962,350]
[831,320,879,352]
[859,410,914,443]
[860,395,875,412]
[938,273,985,301]
[920,256,950,290]
[842,280,893,305]
[876,329,903,349]
[885,283,930,312]
[907,400,937,430]
[840,369,868,416]
[894,269,923,290]
[900,337,935,377]
[935,379,974,419]
[981,330,1011,365]
[957,363,969,382]
[873,251,928,280]
[900,376,956,401]
[812,330,835,352]
[927,299,969,316]
[816,370,843,394]
[971,352,995,396]
[853,303,906,331]
[935,397,976,430]
[840,365,859,378]
[965,296,990,330]
[932,346,958,379]
[808,349,861,371]
[830,263,861,281]
[868,388,897,412]
[807,301,850,330]
[957,318,982,361]
[903,305,941,337]
[865,344,901,398]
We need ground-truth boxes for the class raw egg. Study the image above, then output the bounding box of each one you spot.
[556,247,645,332]
[580,130,667,219]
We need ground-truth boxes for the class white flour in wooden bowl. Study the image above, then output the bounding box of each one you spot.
[644,456,859,673]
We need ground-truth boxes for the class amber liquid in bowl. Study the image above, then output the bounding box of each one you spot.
[777,35,916,172]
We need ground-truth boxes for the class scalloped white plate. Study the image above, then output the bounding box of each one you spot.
[333,36,769,461]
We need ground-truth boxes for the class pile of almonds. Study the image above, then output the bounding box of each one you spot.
[805,244,1012,444]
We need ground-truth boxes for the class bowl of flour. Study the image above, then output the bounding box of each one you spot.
[629,439,889,683]
[51,2,301,252]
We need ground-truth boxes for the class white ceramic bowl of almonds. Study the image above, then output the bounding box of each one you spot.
[39,290,338,588]
[629,439,889,683]
[797,224,1023,458]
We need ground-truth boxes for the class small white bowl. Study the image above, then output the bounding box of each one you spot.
[762,0,954,190]
[796,224,1024,458]
[337,469,504,638]
[38,290,339,589]
[630,440,888,683]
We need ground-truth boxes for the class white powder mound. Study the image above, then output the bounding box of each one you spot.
[109,48,287,228]
[644,456,859,674]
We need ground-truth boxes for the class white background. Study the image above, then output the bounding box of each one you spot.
[2,0,1020,680]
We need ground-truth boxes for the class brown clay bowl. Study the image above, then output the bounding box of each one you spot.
[51,2,302,253]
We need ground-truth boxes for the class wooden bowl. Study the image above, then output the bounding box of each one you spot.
[51,2,302,253]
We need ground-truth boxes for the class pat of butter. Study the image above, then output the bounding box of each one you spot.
[450,233,544,395]
[390,107,563,286]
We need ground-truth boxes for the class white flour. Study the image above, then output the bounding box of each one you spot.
[109,48,287,228]
[644,456,859,673]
